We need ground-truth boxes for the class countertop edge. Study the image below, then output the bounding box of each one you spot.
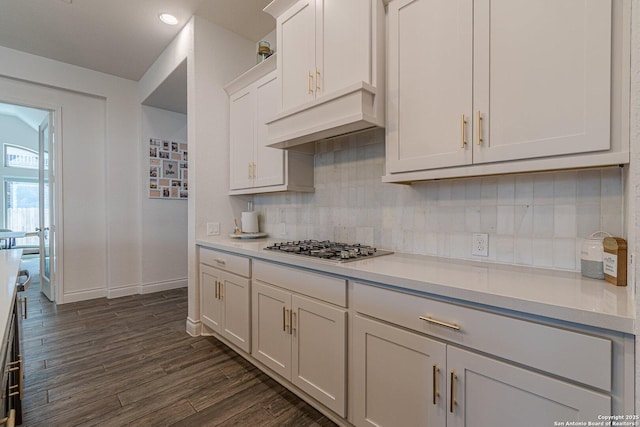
[196,239,635,335]
[0,249,23,358]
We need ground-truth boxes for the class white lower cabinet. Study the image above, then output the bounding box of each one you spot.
[352,283,613,427]
[353,315,447,426]
[447,346,610,427]
[196,246,630,426]
[199,249,251,353]
[252,270,347,416]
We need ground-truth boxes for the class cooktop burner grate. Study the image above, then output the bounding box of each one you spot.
[263,240,393,263]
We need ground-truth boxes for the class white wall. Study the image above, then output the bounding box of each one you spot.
[185,16,256,334]
[0,46,140,303]
[140,106,188,293]
[0,73,109,301]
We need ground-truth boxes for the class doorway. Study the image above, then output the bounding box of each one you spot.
[0,101,56,302]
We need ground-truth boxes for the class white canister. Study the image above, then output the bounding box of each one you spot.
[580,231,611,279]
[241,211,259,233]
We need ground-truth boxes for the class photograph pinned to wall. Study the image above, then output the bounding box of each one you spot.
[148,138,188,199]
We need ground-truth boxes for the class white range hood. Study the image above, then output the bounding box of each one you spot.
[264,0,385,150]
[266,81,383,149]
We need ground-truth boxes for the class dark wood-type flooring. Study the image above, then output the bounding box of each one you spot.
[19,283,337,426]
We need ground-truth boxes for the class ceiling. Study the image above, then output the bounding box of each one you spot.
[0,102,49,130]
[0,0,275,82]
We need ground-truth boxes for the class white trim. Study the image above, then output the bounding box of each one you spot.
[186,317,202,337]
[140,278,187,294]
[61,288,107,304]
[107,278,187,299]
[0,94,63,305]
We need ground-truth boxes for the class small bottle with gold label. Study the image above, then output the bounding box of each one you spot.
[257,41,272,64]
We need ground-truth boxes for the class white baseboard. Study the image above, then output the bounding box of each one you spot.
[186,317,202,336]
[61,288,108,304]
[140,278,187,294]
[107,285,139,299]
[106,278,187,299]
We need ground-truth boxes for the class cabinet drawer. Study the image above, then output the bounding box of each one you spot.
[254,260,346,307]
[199,248,250,278]
[353,282,611,391]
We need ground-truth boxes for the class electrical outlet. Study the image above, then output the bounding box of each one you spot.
[207,222,220,236]
[472,233,489,257]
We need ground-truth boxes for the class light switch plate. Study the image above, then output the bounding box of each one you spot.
[207,222,220,236]
[472,233,489,257]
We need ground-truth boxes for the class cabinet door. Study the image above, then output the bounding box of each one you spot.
[353,315,447,427]
[318,0,371,96]
[473,0,612,164]
[447,346,611,427]
[200,264,223,333]
[229,88,255,190]
[251,281,291,379]
[253,72,284,188]
[279,0,317,111]
[386,0,473,174]
[220,273,251,353]
[291,295,347,417]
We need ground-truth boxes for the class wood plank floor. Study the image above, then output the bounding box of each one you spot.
[20,283,337,426]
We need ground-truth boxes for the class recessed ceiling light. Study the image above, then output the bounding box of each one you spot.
[159,13,178,26]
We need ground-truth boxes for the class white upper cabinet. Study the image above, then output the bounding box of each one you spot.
[386,0,473,172]
[385,0,629,182]
[473,0,611,164]
[279,0,317,110]
[264,0,385,149]
[225,55,314,195]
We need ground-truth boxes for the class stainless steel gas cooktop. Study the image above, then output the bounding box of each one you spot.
[264,240,393,263]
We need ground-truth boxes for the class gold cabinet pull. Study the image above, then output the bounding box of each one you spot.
[419,316,461,331]
[282,306,286,332]
[460,114,467,148]
[477,111,483,146]
[308,72,313,94]
[215,281,219,299]
[433,364,440,405]
[20,297,27,320]
[450,370,457,413]
[214,258,226,265]
[252,163,256,179]
[219,282,223,300]
[315,68,320,92]
[284,308,290,333]
[291,311,297,337]
[0,409,16,427]
[7,356,22,400]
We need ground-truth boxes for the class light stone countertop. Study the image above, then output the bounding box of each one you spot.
[196,237,635,334]
[0,250,23,349]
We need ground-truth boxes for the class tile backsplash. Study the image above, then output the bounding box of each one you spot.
[254,129,624,271]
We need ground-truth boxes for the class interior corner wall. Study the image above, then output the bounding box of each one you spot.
[140,105,188,292]
[0,46,141,303]
[187,16,256,329]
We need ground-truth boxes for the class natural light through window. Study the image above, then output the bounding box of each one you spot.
[4,144,48,169]
[4,178,46,245]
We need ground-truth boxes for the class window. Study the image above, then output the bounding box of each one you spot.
[5,178,45,245]
[4,144,47,169]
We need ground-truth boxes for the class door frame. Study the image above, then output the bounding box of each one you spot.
[0,95,64,304]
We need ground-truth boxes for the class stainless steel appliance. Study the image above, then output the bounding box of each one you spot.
[264,240,393,263]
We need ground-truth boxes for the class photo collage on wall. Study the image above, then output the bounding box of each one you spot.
[148,138,188,199]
